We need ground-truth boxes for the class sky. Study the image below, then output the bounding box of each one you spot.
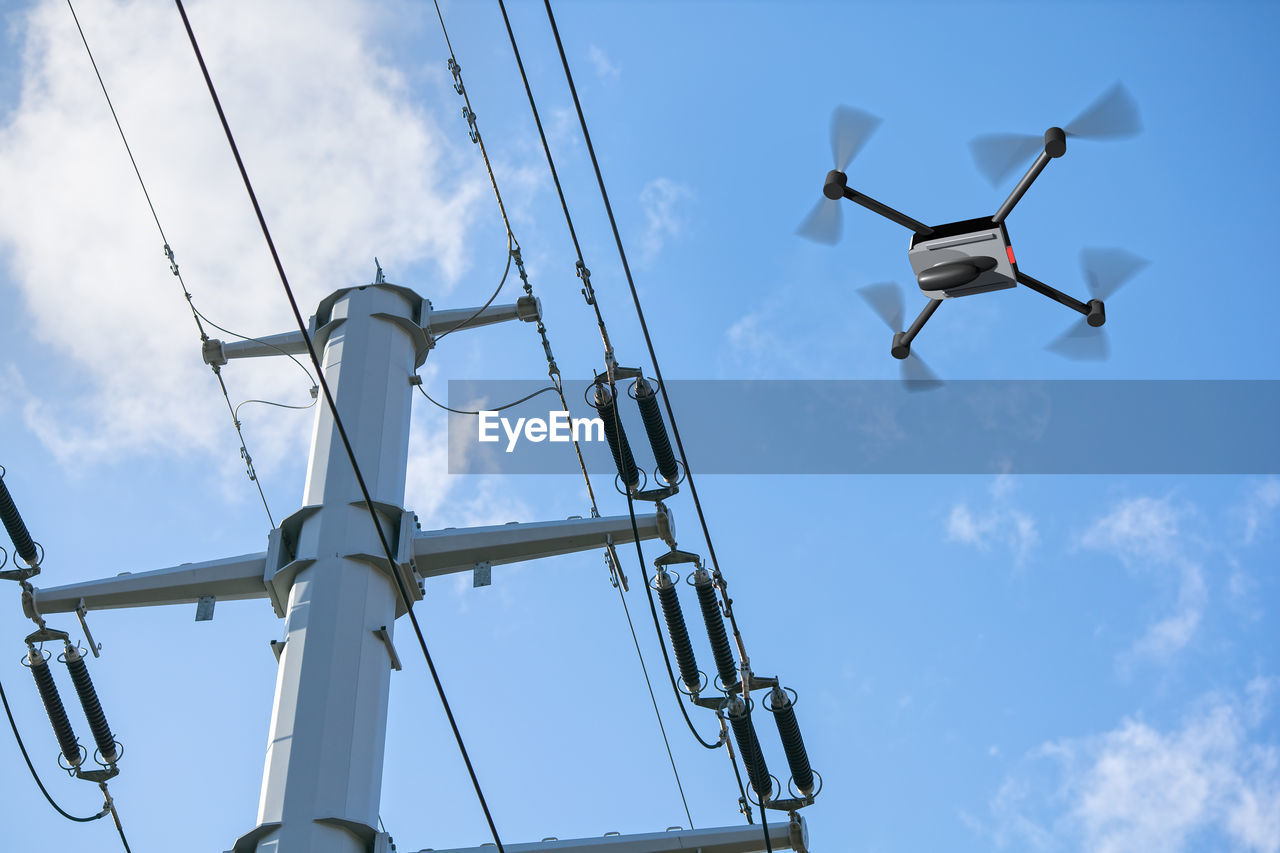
[0,1,1277,852]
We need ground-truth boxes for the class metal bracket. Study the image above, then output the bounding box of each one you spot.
[373,626,401,672]
[269,639,286,663]
[472,561,492,588]
[24,626,68,645]
[76,599,102,657]
[195,595,216,622]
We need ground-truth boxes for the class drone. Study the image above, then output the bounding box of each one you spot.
[798,83,1148,381]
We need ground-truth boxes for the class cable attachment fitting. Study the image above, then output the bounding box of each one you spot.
[462,106,479,143]
[163,243,179,277]
[511,246,533,297]
[447,57,465,94]
[240,446,259,483]
[576,261,596,305]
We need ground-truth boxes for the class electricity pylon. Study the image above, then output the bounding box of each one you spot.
[25,280,804,853]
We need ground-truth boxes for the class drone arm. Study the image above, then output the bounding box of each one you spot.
[891,298,941,358]
[992,127,1067,224]
[1017,271,1085,313]
[842,186,933,235]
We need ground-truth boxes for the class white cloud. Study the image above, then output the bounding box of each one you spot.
[991,685,1280,853]
[1240,478,1280,545]
[1081,495,1207,664]
[638,177,691,262]
[587,44,620,81]
[945,498,1039,565]
[1081,495,1183,564]
[0,0,486,469]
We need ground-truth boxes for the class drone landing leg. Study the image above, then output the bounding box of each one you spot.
[992,127,1067,224]
[842,186,933,235]
[891,298,941,358]
[1016,271,1106,326]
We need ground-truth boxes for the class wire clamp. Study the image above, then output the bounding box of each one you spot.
[447,57,465,95]
[575,261,596,305]
[163,243,179,276]
[240,446,259,483]
[462,106,479,143]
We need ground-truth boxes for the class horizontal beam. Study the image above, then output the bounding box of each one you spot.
[425,297,540,335]
[26,510,673,616]
[412,510,673,579]
[28,552,268,616]
[411,818,804,853]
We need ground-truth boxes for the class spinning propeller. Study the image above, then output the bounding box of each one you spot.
[970,83,1142,186]
[1045,248,1148,361]
[857,282,943,390]
[795,106,881,245]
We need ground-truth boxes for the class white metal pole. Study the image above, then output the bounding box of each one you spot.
[251,283,420,853]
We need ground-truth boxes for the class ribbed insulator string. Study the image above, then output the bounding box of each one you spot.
[693,568,738,690]
[63,645,117,764]
[726,694,771,801]
[769,686,813,796]
[634,377,678,485]
[0,474,39,567]
[593,383,639,490]
[655,570,700,694]
[27,648,80,768]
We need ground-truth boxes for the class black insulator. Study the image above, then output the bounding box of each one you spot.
[769,686,814,797]
[693,568,738,690]
[27,647,81,768]
[63,645,117,764]
[655,570,700,693]
[0,473,39,567]
[593,384,639,490]
[634,377,678,485]
[727,695,772,801]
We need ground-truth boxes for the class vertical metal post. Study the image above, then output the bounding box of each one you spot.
[249,285,420,853]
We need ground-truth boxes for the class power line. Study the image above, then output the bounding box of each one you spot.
[171,2,506,850]
[0,675,106,824]
[538,3,775,848]
[65,0,279,529]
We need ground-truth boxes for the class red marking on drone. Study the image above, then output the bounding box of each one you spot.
[1006,246,1016,265]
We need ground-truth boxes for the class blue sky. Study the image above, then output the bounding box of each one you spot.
[0,1,1277,852]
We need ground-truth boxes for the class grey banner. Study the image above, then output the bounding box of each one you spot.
[446,380,1280,475]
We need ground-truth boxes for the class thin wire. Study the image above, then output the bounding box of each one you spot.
[233,395,317,422]
[495,0,715,824]
[172,3,505,850]
[542,5,774,848]
[66,0,276,528]
[103,788,133,853]
[416,383,559,416]
[0,676,106,823]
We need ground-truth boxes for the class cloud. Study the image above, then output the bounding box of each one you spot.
[587,44,620,80]
[638,177,691,262]
[1080,495,1208,664]
[946,502,1039,565]
[1081,495,1183,564]
[0,0,485,469]
[991,683,1280,853]
[1240,478,1280,545]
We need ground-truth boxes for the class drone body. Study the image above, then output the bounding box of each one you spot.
[799,85,1145,373]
